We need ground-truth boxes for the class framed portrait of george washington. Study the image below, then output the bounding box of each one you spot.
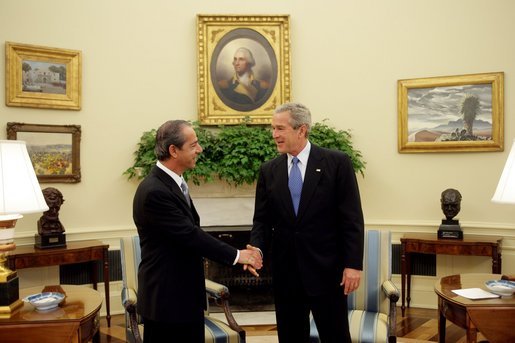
[197,15,291,125]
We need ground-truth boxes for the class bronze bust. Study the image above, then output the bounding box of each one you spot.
[440,188,462,221]
[438,188,463,239]
[37,187,65,235]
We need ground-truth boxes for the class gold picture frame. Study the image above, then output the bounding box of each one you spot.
[197,15,291,125]
[7,122,81,183]
[5,42,81,110]
[398,72,504,153]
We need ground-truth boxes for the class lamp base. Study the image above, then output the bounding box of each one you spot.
[438,220,463,240]
[0,272,23,315]
[34,233,66,249]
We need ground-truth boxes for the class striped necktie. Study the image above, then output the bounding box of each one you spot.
[180,179,191,207]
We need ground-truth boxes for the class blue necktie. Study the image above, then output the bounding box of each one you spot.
[288,157,302,215]
[180,179,191,207]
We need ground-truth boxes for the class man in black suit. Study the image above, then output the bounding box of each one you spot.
[249,103,364,343]
[133,120,262,343]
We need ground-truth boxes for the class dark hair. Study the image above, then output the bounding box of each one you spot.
[154,120,191,161]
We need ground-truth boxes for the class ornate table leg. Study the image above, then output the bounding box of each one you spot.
[103,247,111,327]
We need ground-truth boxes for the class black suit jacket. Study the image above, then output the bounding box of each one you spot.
[250,144,364,296]
[133,166,238,322]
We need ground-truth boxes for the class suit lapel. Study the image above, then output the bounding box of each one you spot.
[152,166,198,220]
[274,155,296,218]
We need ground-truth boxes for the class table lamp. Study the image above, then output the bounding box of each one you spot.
[492,139,515,205]
[0,140,49,315]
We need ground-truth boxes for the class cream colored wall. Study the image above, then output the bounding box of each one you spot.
[2,0,515,313]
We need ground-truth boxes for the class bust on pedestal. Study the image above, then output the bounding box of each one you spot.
[35,187,66,249]
[438,188,463,239]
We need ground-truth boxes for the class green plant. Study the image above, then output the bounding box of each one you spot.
[124,120,366,185]
[123,129,157,180]
[208,124,277,186]
[309,120,365,176]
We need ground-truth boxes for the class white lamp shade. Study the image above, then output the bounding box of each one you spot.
[0,140,49,215]
[492,139,515,204]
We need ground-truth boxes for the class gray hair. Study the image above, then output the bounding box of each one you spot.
[275,102,312,134]
[154,120,191,161]
[234,47,256,68]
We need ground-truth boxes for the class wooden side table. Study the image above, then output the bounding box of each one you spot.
[6,240,111,327]
[0,284,102,343]
[400,233,501,316]
[435,273,515,343]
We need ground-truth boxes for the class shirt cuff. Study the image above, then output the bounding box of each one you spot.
[233,250,240,265]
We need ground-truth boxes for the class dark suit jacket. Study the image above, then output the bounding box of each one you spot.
[250,144,364,296]
[133,166,238,322]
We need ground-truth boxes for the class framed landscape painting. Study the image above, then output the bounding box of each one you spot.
[5,42,81,110]
[197,15,291,125]
[7,123,81,183]
[398,72,504,153]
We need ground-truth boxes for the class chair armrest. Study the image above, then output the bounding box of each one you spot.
[122,287,138,306]
[382,280,399,343]
[205,279,230,300]
[205,279,245,340]
[382,280,400,303]
[121,288,143,343]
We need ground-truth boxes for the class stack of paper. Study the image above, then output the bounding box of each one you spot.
[452,288,500,300]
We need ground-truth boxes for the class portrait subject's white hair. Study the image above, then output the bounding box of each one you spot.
[234,47,256,67]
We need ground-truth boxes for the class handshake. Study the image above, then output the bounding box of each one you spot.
[237,244,263,277]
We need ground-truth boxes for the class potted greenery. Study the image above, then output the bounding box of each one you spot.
[124,120,365,186]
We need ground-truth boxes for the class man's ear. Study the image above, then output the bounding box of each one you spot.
[169,145,177,158]
[298,124,308,137]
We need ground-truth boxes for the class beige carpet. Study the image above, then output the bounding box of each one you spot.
[247,337,430,343]
[213,312,432,343]
[247,337,278,343]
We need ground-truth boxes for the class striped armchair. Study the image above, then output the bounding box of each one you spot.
[120,235,246,343]
[310,229,399,343]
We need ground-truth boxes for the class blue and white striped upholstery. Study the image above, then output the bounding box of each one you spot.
[310,229,399,343]
[120,235,245,343]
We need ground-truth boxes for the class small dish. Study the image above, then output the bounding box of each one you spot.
[23,292,65,311]
[485,279,515,297]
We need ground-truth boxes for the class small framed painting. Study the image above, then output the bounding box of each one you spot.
[7,122,81,183]
[398,72,504,153]
[5,42,81,110]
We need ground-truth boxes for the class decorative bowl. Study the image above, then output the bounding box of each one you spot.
[23,292,65,311]
[485,279,515,297]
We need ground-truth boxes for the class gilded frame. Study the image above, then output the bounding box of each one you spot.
[5,42,81,110]
[7,122,81,183]
[398,72,504,153]
[197,15,291,125]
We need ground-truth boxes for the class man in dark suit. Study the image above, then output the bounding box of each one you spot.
[249,103,364,343]
[133,120,262,343]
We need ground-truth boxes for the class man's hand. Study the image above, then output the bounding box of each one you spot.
[240,244,263,277]
[238,244,263,277]
[340,268,361,295]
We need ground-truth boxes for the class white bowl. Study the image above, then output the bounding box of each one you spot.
[485,279,515,297]
[23,292,65,311]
